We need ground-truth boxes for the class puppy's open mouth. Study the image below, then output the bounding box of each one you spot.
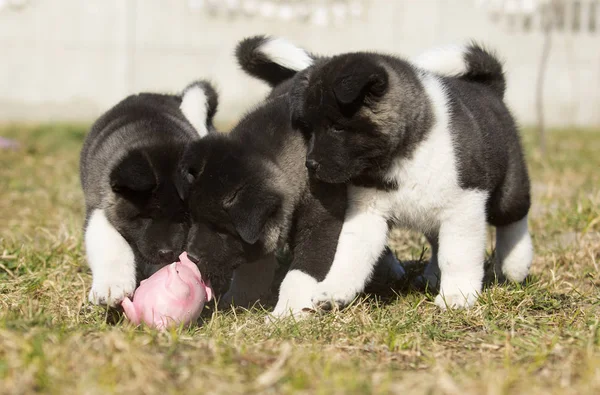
[183,252,235,297]
[185,252,205,273]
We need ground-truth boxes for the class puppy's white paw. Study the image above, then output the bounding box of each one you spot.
[266,269,316,322]
[88,276,136,307]
[311,281,359,310]
[434,288,479,310]
[266,301,313,323]
[266,293,314,323]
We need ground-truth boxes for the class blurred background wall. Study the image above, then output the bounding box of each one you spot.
[0,0,598,127]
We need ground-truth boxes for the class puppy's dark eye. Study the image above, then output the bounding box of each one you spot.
[185,167,197,183]
[186,172,195,184]
[331,125,345,133]
[292,118,311,133]
[293,120,313,141]
[223,183,245,207]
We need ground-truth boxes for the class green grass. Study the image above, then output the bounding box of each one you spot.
[1,124,599,394]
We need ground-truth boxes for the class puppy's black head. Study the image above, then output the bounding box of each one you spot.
[291,53,422,184]
[177,136,282,288]
[109,144,188,266]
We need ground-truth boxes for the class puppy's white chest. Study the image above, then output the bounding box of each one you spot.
[385,124,460,232]
[389,180,445,232]
[349,72,463,234]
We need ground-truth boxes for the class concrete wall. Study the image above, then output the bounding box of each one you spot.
[0,0,598,126]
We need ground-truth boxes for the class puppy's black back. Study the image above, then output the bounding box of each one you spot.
[231,94,305,166]
[80,94,196,191]
[444,78,530,226]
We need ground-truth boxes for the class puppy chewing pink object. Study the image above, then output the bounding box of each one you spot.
[121,252,212,330]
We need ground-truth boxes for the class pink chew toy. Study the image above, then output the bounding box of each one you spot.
[121,252,212,330]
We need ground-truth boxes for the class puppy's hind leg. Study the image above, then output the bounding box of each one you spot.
[413,233,441,291]
[270,182,346,319]
[221,253,278,309]
[487,155,533,283]
[367,247,407,290]
[435,191,487,309]
[495,215,533,283]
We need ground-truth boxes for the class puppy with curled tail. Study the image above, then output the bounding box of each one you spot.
[81,80,218,307]
[287,42,532,310]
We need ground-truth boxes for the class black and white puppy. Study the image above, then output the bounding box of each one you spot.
[178,36,404,316]
[80,81,218,306]
[289,44,533,309]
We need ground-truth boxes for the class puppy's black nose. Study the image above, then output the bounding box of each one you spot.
[305,159,320,172]
[158,249,176,264]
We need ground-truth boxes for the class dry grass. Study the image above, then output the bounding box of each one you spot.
[0,124,599,394]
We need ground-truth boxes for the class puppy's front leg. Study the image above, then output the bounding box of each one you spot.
[221,253,278,308]
[270,215,340,319]
[85,209,137,307]
[270,182,346,319]
[311,207,389,310]
[435,191,487,309]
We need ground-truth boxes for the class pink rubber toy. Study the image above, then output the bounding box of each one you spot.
[121,252,212,330]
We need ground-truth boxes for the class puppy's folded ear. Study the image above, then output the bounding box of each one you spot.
[175,143,204,201]
[174,166,193,201]
[180,80,219,137]
[224,186,281,245]
[110,151,156,195]
[333,59,388,105]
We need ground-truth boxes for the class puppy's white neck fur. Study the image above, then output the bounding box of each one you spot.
[384,72,455,192]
